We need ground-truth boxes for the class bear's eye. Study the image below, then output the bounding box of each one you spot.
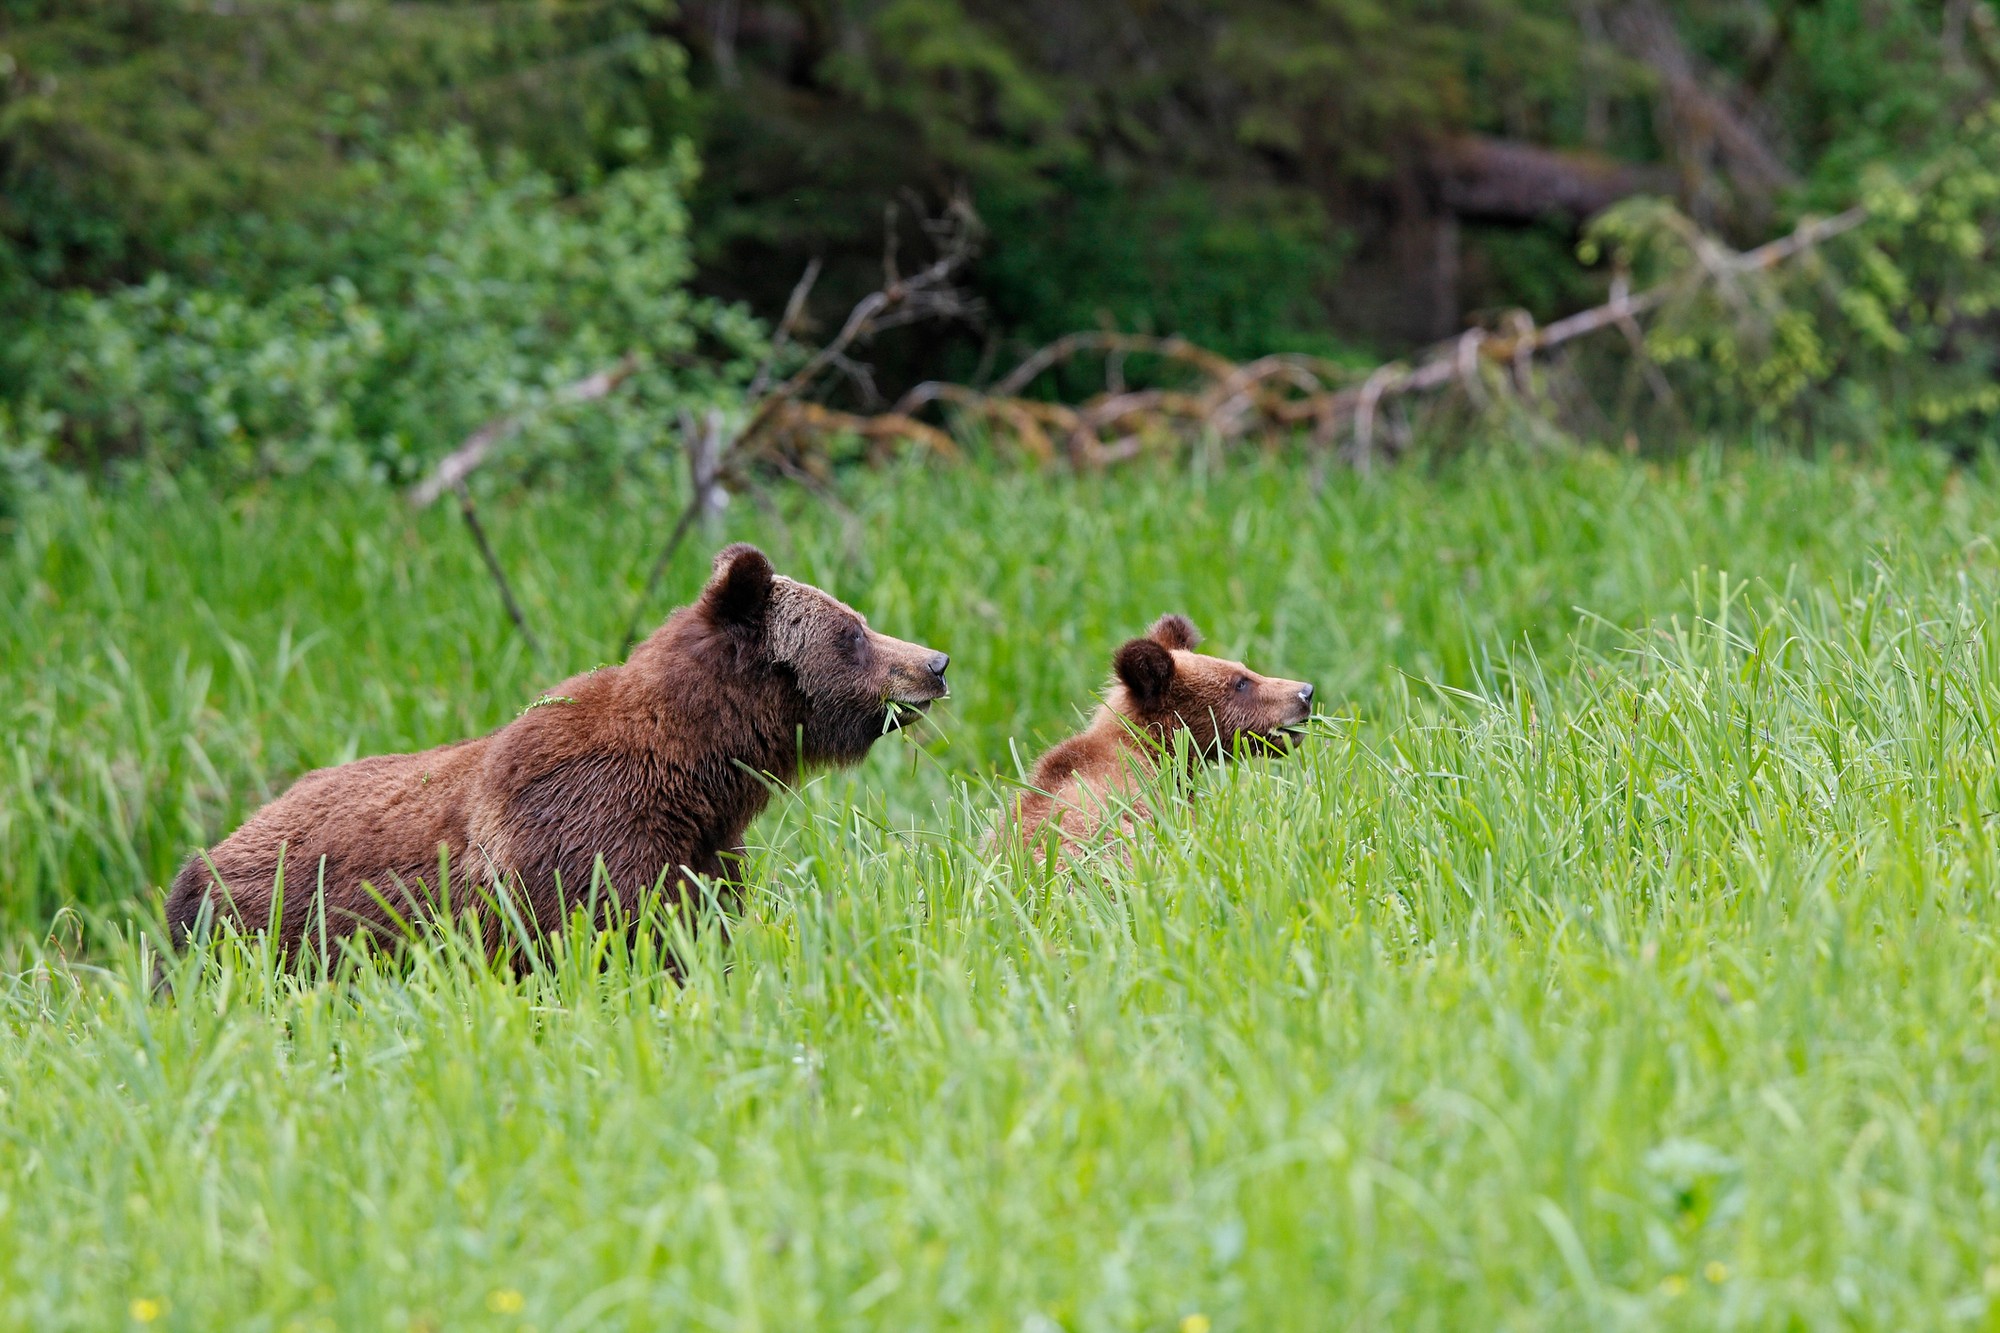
[847,625,866,654]
[1234,676,1251,693]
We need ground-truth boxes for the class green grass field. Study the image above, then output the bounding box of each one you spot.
[5,445,2000,1329]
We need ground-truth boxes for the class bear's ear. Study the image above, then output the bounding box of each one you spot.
[700,543,775,626]
[1149,614,1201,651]
[1114,637,1177,706]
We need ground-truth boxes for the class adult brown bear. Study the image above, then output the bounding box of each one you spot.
[165,543,949,951]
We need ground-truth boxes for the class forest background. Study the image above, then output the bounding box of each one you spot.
[2,0,1997,498]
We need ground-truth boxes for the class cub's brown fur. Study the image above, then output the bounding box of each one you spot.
[1001,615,1313,856]
[164,544,949,951]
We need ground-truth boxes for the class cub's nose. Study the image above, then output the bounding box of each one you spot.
[927,652,950,680]
[1298,682,1315,704]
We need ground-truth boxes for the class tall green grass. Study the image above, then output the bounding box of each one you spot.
[4,445,2000,1328]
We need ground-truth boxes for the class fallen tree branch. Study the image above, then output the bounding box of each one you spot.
[1607,0,1797,216]
[620,486,713,657]
[410,354,642,509]
[417,195,1873,663]
[986,332,1245,397]
[746,257,823,402]
[830,202,1871,469]
[615,199,982,654]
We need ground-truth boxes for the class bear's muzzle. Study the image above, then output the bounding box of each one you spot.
[877,633,950,728]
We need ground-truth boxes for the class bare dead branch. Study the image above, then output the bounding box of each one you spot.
[732,209,980,454]
[619,490,708,659]
[411,355,641,508]
[991,332,1245,397]
[1607,0,1796,216]
[1352,365,1407,468]
[455,485,543,661]
[1454,330,1489,407]
[746,257,824,401]
[616,200,981,654]
[843,203,1871,468]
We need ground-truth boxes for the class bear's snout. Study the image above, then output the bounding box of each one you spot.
[876,632,952,706]
[1255,677,1317,748]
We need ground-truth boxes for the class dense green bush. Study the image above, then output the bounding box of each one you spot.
[1579,106,2000,448]
[976,172,1356,364]
[0,0,692,298]
[5,132,763,484]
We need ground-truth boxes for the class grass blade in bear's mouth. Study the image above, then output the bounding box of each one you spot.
[885,698,934,730]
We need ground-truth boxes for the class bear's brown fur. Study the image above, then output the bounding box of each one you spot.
[1000,615,1313,856]
[164,544,949,951]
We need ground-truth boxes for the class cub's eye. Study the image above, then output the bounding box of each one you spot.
[1234,676,1250,693]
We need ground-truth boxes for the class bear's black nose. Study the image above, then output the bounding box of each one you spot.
[1298,683,1315,703]
[927,652,950,680]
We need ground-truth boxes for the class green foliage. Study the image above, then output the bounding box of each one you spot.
[7,132,764,481]
[1213,0,1594,174]
[0,398,61,521]
[6,1,1998,463]
[8,449,2000,1323]
[689,0,1597,353]
[1775,0,1992,207]
[817,0,1077,189]
[1580,107,2000,444]
[687,0,1985,366]
[1462,224,1606,325]
[977,172,1358,364]
[0,0,692,295]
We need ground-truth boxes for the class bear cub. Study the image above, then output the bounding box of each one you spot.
[999,614,1314,856]
[165,543,949,952]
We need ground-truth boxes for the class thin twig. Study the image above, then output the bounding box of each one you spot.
[620,492,707,658]
[746,258,823,402]
[456,485,543,660]
[618,203,981,656]
[1609,271,1676,407]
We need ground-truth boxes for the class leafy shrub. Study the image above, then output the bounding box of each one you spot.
[8,132,764,484]
[0,399,60,521]
[978,171,1356,365]
[1579,106,2000,447]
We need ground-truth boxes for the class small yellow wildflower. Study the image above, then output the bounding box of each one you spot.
[129,1298,163,1323]
[1180,1315,1212,1333]
[487,1289,526,1315]
[1703,1261,1731,1284]
[1658,1274,1688,1297]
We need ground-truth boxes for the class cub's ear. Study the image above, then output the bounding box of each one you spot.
[1149,613,1201,651]
[1114,637,1177,706]
[700,543,775,626]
